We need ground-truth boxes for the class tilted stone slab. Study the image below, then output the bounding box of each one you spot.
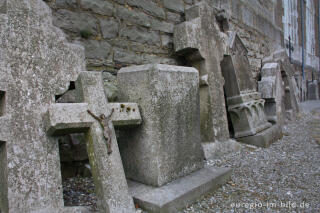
[258,63,285,125]
[174,2,230,145]
[128,166,232,213]
[46,71,136,213]
[117,64,205,187]
[0,0,86,211]
[221,32,272,139]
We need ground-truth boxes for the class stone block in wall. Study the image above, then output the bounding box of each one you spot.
[167,11,183,23]
[99,18,119,39]
[80,0,115,16]
[151,19,174,33]
[55,0,77,9]
[163,0,184,13]
[82,40,112,59]
[127,0,166,19]
[53,9,98,35]
[116,6,151,27]
[161,34,173,48]
[114,48,143,64]
[121,26,161,46]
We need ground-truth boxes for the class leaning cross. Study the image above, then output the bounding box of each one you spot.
[45,71,141,213]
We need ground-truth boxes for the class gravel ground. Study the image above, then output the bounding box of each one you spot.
[63,102,320,213]
[180,104,320,213]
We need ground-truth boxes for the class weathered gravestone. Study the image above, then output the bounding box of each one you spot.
[117,64,232,213]
[173,2,240,159]
[307,80,319,100]
[262,49,300,121]
[46,71,141,213]
[0,0,137,212]
[258,63,285,125]
[221,33,282,147]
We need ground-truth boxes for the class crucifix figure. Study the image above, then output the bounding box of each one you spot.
[87,108,114,154]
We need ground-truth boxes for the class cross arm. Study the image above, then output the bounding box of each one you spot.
[107,103,142,127]
[45,103,94,136]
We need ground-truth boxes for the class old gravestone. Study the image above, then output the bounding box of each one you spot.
[0,0,136,212]
[262,49,300,121]
[173,2,240,159]
[46,71,141,213]
[258,63,285,125]
[221,33,282,147]
[117,64,232,213]
[307,80,319,100]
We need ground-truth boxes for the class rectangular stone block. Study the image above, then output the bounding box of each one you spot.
[117,64,204,187]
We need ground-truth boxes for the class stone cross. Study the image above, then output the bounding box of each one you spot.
[174,2,230,144]
[46,71,140,213]
[0,1,136,212]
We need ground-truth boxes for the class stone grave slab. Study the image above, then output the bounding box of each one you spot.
[0,0,136,212]
[258,63,285,125]
[307,80,319,100]
[263,49,300,121]
[128,166,231,213]
[221,33,281,147]
[117,64,232,212]
[46,71,138,213]
[0,0,86,211]
[173,2,240,159]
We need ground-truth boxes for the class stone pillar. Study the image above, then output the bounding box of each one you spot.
[258,63,285,125]
[117,64,204,187]
[307,80,319,100]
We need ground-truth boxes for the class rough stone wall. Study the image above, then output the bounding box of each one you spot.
[46,0,194,74]
[45,0,284,83]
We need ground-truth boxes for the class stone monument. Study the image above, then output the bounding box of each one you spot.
[117,64,232,213]
[173,2,240,159]
[262,49,300,121]
[221,33,282,147]
[258,63,285,125]
[0,0,137,212]
[307,80,319,100]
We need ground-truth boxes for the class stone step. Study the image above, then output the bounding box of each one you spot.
[128,166,232,213]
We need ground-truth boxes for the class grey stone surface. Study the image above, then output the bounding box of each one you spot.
[163,0,184,12]
[236,124,282,148]
[107,102,142,126]
[114,48,142,64]
[116,6,151,27]
[127,0,166,19]
[202,139,241,160]
[99,18,119,39]
[80,0,115,16]
[47,72,136,213]
[263,49,300,121]
[82,40,111,59]
[0,0,86,211]
[221,32,272,139]
[117,64,204,187]
[55,0,77,9]
[151,19,174,33]
[174,2,230,145]
[258,63,285,125]
[53,9,98,35]
[121,26,160,46]
[307,80,319,100]
[129,166,232,213]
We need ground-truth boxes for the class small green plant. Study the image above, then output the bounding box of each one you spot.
[80,29,92,39]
